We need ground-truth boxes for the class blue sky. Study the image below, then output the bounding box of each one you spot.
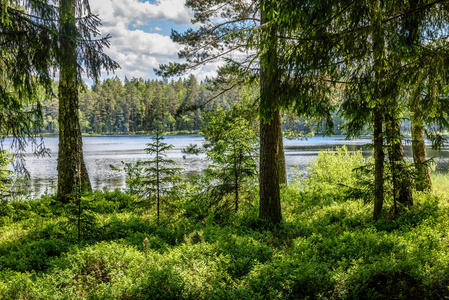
[128,19,191,37]
[89,0,219,82]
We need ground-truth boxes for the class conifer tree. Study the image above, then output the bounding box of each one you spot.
[56,0,118,202]
[158,0,286,223]
[1,0,59,172]
[258,0,282,222]
[141,126,182,224]
[201,100,258,213]
[269,0,449,218]
[1,0,118,199]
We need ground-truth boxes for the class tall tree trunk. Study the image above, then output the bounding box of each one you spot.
[259,3,282,224]
[57,0,91,202]
[373,106,384,220]
[157,148,160,225]
[411,97,431,191]
[372,0,385,220]
[386,113,413,208]
[277,112,287,186]
[259,108,282,223]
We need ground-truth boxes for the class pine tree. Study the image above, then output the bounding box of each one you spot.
[157,0,287,223]
[141,126,182,224]
[269,0,449,218]
[56,0,119,202]
[201,101,258,213]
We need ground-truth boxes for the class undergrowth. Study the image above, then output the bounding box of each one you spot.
[1,148,449,299]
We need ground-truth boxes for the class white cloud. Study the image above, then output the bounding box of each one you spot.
[86,0,196,82]
[91,0,192,26]
[84,0,220,84]
[131,19,146,28]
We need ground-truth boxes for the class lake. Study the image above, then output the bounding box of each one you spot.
[5,136,449,198]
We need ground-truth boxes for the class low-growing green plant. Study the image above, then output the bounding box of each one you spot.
[0,150,12,199]
[2,166,449,299]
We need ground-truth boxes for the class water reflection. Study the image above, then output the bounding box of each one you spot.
[4,136,448,198]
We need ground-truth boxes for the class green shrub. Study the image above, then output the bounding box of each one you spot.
[0,271,38,300]
[88,189,133,213]
[0,238,70,272]
[2,173,449,299]
[294,146,373,203]
[243,255,334,299]
[0,150,12,199]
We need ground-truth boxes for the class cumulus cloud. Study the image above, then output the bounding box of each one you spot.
[87,0,211,82]
[91,0,192,26]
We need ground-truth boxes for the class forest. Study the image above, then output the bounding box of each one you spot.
[41,76,242,135]
[40,76,345,136]
[2,0,449,299]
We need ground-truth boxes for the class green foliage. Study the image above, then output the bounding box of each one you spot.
[63,186,97,243]
[295,146,373,203]
[113,128,183,222]
[111,161,145,195]
[141,128,183,219]
[302,146,369,186]
[1,1,117,177]
[0,150,12,199]
[181,143,201,155]
[40,75,242,135]
[2,170,449,298]
[201,99,259,212]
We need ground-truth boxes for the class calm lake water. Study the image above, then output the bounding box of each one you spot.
[5,136,449,198]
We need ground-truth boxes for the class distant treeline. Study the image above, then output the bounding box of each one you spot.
[39,75,358,137]
[40,75,241,135]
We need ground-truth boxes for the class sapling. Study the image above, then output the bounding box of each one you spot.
[112,125,182,224]
[201,102,258,212]
[64,163,96,243]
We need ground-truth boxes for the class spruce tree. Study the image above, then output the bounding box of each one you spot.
[1,0,59,173]
[56,0,118,202]
[157,0,287,223]
[141,127,182,224]
[1,1,118,198]
[269,0,449,218]
[201,101,258,213]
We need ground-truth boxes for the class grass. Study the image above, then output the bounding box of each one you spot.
[1,150,449,299]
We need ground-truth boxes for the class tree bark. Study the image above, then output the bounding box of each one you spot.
[373,106,384,220]
[57,0,91,202]
[372,0,385,220]
[277,112,287,186]
[259,3,282,224]
[411,98,431,191]
[259,110,282,223]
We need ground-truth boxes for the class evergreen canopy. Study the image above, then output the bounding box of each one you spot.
[0,0,118,172]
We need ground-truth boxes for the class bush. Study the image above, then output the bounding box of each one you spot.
[294,146,373,203]
[2,172,449,299]
[0,237,70,272]
[0,150,12,199]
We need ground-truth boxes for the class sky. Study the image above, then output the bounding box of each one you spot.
[89,0,219,83]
